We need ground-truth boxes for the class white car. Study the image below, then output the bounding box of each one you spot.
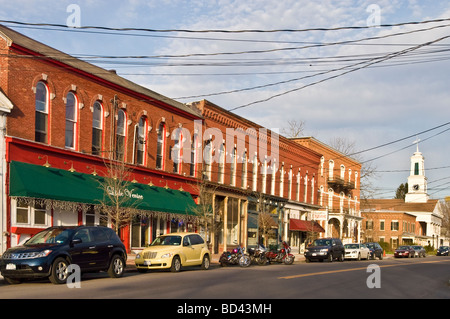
[344,243,371,261]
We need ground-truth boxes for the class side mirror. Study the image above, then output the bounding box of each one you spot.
[71,238,82,246]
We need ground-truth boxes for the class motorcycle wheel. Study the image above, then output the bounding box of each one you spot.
[257,256,267,265]
[239,255,251,267]
[283,255,295,265]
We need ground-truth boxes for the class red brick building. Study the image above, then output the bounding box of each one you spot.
[0,25,361,255]
[0,25,203,252]
[191,100,323,252]
[292,137,362,244]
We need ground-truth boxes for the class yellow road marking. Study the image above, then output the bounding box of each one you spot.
[278,259,450,279]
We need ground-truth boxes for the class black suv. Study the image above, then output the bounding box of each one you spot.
[0,226,127,284]
[304,238,345,262]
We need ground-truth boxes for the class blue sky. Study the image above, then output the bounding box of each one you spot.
[2,0,450,200]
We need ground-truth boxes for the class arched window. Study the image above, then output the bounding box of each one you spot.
[230,146,236,186]
[172,128,182,173]
[190,134,199,177]
[156,122,166,169]
[252,153,258,191]
[218,143,225,183]
[135,116,147,165]
[115,109,126,161]
[35,81,49,143]
[241,150,247,189]
[203,139,212,180]
[65,92,77,149]
[92,101,103,156]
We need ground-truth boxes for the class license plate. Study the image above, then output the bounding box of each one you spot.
[144,260,151,266]
[6,263,16,270]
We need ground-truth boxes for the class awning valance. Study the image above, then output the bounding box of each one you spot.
[289,219,325,233]
[9,161,197,216]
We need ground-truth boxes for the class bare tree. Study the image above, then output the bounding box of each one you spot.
[328,136,378,200]
[439,199,450,239]
[96,159,142,234]
[189,177,220,246]
[281,119,306,138]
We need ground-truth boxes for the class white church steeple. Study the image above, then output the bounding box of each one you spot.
[405,137,429,203]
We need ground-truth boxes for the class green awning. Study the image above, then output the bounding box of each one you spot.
[9,161,197,216]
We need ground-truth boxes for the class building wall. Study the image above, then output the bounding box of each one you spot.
[362,211,417,247]
[2,41,201,176]
[292,137,361,214]
[194,100,322,203]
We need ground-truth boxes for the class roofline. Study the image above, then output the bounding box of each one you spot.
[291,136,362,166]
[0,24,202,120]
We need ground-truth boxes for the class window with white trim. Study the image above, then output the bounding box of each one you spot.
[116,109,126,161]
[35,81,49,143]
[13,199,50,227]
[92,101,103,156]
[156,121,166,169]
[135,116,147,165]
[65,92,78,149]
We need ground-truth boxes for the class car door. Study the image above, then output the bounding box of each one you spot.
[70,228,99,270]
[182,235,196,265]
[89,227,111,269]
[189,234,205,264]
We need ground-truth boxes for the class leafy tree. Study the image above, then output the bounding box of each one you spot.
[395,183,408,200]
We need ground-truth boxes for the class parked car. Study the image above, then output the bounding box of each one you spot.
[304,238,345,262]
[412,245,426,258]
[344,243,371,260]
[394,245,415,258]
[135,232,210,272]
[436,246,449,256]
[0,226,127,285]
[365,242,384,260]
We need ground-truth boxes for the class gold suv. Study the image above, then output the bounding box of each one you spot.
[135,232,210,272]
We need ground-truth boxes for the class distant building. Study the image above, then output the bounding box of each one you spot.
[361,143,448,248]
[291,137,362,245]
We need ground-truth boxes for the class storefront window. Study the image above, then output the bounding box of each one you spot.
[226,198,239,245]
[14,200,49,227]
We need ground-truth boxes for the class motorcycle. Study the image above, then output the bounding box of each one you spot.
[248,244,268,265]
[219,245,251,267]
[265,241,295,265]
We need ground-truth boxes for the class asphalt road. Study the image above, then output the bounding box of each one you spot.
[0,255,449,300]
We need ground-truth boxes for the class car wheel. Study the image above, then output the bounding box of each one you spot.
[338,252,345,262]
[49,257,70,284]
[357,253,361,261]
[327,253,333,262]
[201,255,210,270]
[379,253,383,260]
[108,255,125,278]
[170,256,181,272]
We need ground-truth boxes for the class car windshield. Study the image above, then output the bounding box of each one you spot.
[311,239,332,246]
[439,246,448,250]
[151,235,182,246]
[345,244,360,249]
[25,228,72,245]
[412,246,421,250]
[398,246,410,250]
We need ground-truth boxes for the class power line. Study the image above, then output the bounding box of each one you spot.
[227,33,450,111]
[2,17,450,33]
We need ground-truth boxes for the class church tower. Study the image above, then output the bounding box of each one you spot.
[405,138,429,203]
